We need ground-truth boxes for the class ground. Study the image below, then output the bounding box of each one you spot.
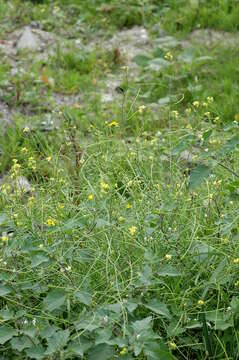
[0,1,239,359]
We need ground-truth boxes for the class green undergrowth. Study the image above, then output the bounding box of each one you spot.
[0,0,239,359]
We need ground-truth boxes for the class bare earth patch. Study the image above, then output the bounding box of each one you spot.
[183,29,239,47]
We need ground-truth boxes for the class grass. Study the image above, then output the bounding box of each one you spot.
[0,0,239,359]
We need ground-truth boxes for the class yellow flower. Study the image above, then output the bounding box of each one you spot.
[233,258,239,264]
[119,216,124,222]
[57,203,65,209]
[197,299,205,306]
[21,147,28,154]
[1,235,9,243]
[207,96,214,103]
[204,112,210,117]
[164,51,173,61]
[129,226,137,235]
[88,194,94,201]
[120,347,127,355]
[23,127,30,133]
[108,120,119,128]
[39,244,44,250]
[126,203,132,209]
[46,218,56,226]
[138,105,146,114]
[100,181,110,192]
[202,102,208,108]
[185,108,191,115]
[46,156,52,162]
[171,110,179,118]
[169,341,177,350]
[193,101,200,108]
[165,254,172,261]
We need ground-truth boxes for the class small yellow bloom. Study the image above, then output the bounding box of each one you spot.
[23,127,30,133]
[88,194,94,201]
[46,156,52,162]
[129,226,137,236]
[21,147,28,154]
[164,51,173,61]
[171,110,179,118]
[204,112,210,117]
[126,203,132,209]
[169,341,177,350]
[165,254,172,261]
[1,235,9,243]
[202,102,208,108]
[108,121,119,128]
[100,181,110,192]
[119,216,124,222]
[39,244,44,250]
[193,101,200,108]
[138,105,146,114]
[120,347,127,355]
[185,108,191,115]
[233,258,239,264]
[57,203,65,209]
[207,96,214,103]
[46,218,56,226]
[197,299,205,306]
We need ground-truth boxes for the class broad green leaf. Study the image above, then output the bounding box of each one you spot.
[68,337,92,356]
[10,336,32,352]
[133,54,151,67]
[31,251,50,268]
[219,134,239,155]
[45,329,70,355]
[144,299,171,319]
[202,258,228,298]
[74,291,91,306]
[43,289,66,312]
[95,328,112,345]
[144,341,177,360]
[87,344,114,360]
[0,284,12,296]
[26,345,45,359]
[231,297,239,316]
[0,325,17,344]
[189,165,211,188]
[158,265,182,277]
[131,317,152,332]
[39,325,58,339]
[0,308,14,321]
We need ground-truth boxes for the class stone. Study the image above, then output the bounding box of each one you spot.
[17,26,41,51]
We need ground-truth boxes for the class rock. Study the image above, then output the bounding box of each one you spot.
[15,176,32,194]
[17,26,41,50]
[180,150,193,163]
[182,29,239,48]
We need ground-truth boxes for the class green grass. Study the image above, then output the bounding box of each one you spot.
[0,0,239,359]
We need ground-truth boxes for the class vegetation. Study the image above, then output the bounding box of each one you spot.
[0,0,239,359]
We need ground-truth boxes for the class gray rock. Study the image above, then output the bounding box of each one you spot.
[17,27,41,50]
[15,176,33,194]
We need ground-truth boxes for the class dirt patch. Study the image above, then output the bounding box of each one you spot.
[0,101,16,127]
[182,29,239,47]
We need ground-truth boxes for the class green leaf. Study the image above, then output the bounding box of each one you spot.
[74,291,91,306]
[87,344,114,360]
[0,308,14,321]
[132,317,152,332]
[43,289,66,312]
[45,329,70,355]
[10,336,32,352]
[189,165,211,188]
[158,265,182,277]
[144,341,177,360]
[231,297,239,316]
[144,299,171,319]
[0,284,12,296]
[68,337,92,356]
[26,345,45,359]
[133,54,151,67]
[31,251,50,268]
[0,325,17,344]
